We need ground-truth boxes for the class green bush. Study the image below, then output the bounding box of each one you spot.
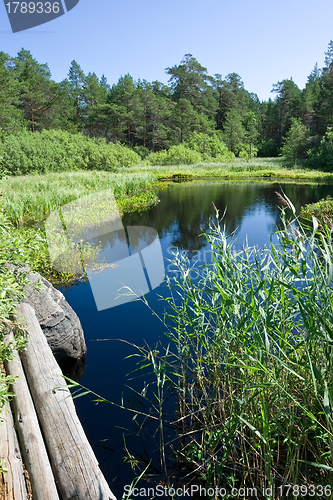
[301,195,333,223]
[257,138,280,157]
[1,130,141,175]
[238,142,258,159]
[0,205,31,416]
[185,131,235,161]
[147,144,202,165]
[306,127,333,171]
[132,145,151,160]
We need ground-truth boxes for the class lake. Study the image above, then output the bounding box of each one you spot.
[60,180,332,497]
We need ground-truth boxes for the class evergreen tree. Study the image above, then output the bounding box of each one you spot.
[108,74,141,144]
[243,111,259,154]
[14,49,59,132]
[166,54,216,119]
[81,72,109,136]
[0,52,23,137]
[170,99,213,144]
[302,64,321,132]
[67,60,85,130]
[272,79,302,147]
[222,108,245,154]
[136,80,173,151]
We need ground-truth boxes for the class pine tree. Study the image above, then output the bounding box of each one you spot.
[0,52,23,137]
[14,49,59,132]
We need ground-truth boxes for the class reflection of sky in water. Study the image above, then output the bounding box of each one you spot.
[236,202,279,248]
[160,201,280,274]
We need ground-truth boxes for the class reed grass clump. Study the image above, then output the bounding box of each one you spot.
[133,195,333,496]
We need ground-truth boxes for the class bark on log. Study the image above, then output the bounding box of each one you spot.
[4,332,60,500]
[16,303,116,500]
[0,401,28,500]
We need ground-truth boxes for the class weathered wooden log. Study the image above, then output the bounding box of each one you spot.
[0,401,28,499]
[17,303,116,500]
[5,332,60,500]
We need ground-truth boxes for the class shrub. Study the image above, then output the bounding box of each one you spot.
[238,142,258,159]
[257,138,279,157]
[306,127,333,171]
[147,144,202,165]
[1,130,141,175]
[132,145,151,160]
[301,195,333,224]
[184,131,235,161]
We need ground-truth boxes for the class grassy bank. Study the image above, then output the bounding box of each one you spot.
[1,170,160,226]
[301,195,333,225]
[127,157,333,182]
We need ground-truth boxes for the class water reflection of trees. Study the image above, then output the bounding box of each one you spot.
[119,181,332,255]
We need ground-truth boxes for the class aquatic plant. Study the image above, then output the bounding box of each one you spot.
[127,194,333,495]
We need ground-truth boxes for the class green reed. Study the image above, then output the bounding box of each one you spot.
[129,194,333,498]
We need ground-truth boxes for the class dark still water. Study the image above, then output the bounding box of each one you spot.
[61,180,332,497]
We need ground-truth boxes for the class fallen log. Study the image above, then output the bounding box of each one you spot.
[16,303,116,500]
[0,400,28,500]
[5,332,60,500]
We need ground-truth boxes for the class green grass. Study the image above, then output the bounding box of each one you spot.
[1,170,158,226]
[127,157,333,182]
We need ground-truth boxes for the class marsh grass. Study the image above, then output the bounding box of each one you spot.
[0,171,158,226]
[127,157,333,182]
[125,194,333,498]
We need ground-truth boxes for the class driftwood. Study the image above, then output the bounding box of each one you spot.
[5,332,60,500]
[0,400,28,500]
[16,303,116,500]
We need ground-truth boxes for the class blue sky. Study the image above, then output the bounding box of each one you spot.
[1,0,333,101]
